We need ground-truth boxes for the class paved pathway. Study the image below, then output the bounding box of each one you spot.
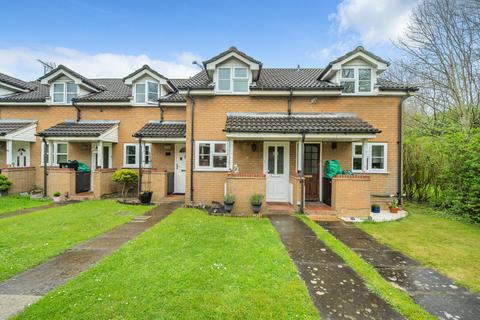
[0,202,181,320]
[269,215,403,320]
[318,221,480,320]
[0,202,74,220]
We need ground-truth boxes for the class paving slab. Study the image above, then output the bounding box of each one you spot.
[0,201,181,319]
[270,215,403,320]
[318,221,480,320]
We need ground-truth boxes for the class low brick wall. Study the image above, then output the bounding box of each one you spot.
[226,173,266,215]
[142,169,168,202]
[47,167,76,197]
[290,174,301,209]
[1,167,36,194]
[93,168,119,198]
[332,174,371,218]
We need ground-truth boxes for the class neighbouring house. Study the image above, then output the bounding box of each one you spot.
[0,46,417,216]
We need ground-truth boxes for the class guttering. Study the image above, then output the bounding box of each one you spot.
[287,88,293,115]
[187,88,196,202]
[72,99,81,121]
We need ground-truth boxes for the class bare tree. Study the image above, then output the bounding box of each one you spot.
[389,0,480,132]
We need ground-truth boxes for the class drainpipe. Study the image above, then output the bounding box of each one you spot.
[187,88,196,202]
[397,93,410,205]
[299,132,306,213]
[42,136,49,197]
[287,88,293,115]
[138,136,143,199]
[158,100,165,123]
[72,99,81,121]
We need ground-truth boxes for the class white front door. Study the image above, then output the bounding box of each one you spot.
[12,141,30,167]
[174,144,186,194]
[264,142,289,202]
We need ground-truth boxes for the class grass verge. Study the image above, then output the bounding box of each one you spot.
[16,209,319,320]
[299,216,435,320]
[359,202,480,292]
[0,195,51,215]
[0,200,152,281]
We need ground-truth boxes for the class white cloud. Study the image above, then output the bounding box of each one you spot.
[306,40,355,64]
[0,47,201,81]
[330,0,419,45]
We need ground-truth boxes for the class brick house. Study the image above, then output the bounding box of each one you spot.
[0,46,416,216]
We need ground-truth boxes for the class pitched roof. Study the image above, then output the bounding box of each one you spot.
[74,79,132,102]
[0,120,36,136]
[224,112,380,134]
[38,120,118,137]
[134,121,186,138]
[0,73,36,91]
[376,78,418,92]
[0,81,49,102]
[38,65,105,91]
[203,46,262,66]
[123,64,169,81]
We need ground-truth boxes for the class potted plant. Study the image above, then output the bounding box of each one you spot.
[140,190,153,204]
[224,194,235,213]
[0,174,12,196]
[389,197,399,213]
[371,204,381,213]
[53,191,62,203]
[250,193,264,214]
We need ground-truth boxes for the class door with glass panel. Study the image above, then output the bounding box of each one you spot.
[264,142,289,202]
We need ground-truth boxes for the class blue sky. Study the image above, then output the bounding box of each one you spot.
[0,0,419,80]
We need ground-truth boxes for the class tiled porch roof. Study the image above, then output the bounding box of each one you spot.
[134,121,186,138]
[224,112,380,134]
[0,119,36,136]
[38,120,119,137]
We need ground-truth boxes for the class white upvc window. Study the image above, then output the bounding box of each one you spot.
[216,67,249,93]
[41,142,68,166]
[340,67,373,94]
[147,81,159,102]
[134,81,159,104]
[52,82,78,103]
[123,143,152,168]
[352,142,387,173]
[135,83,146,103]
[195,141,229,171]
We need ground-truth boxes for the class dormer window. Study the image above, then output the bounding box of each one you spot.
[216,67,249,93]
[340,67,373,94]
[135,81,159,104]
[53,82,78,103]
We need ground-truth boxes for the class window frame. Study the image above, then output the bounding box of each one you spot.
[146,80,160,103]
[41,142,69,166]
[134,81,160,104]
[195,141,230,171]
[351,142,388,173]
[215,66,249,94]
[339,66,373,95]
[123,143,152,168]
[51,81,78,104]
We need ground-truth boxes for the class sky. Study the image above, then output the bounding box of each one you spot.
[0,0,420,81]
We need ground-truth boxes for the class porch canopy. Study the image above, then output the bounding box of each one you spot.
[37,120,119,142]
[0,119,37,166]
[133,121,186,142]
[224,112,380,141]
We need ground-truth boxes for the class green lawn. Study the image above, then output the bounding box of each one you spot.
[359,203,480,293]
[300,216,434,320]
[17,209,319,320]
[0,200,152,281]
[0,195,51,215]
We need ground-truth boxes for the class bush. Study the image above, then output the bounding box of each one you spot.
[53,192,61,197]
[0,174,12,192]
[224,193,235,204]
[112,169,138,200]
[250,194,263,205]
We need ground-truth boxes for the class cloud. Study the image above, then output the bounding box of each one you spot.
[0,47,201,81]
[330,0,419,45]
[306,39,356,64]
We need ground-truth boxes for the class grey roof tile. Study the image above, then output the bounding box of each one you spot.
[0,81,49,102]
[38,65,105,91]
[376,78,418,91]
[0,120,36,136]
[224,112,380,134]
[203,46,262,66]
[0,73,36,90]
[38,120,118,137]
[74,79,132,102]
[159,91,186,103]
[134,121,186,138]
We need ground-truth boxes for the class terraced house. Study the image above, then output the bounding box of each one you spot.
[0,46,416,216]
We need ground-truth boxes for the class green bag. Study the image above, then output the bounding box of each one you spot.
[76,161,91,173]
[325,160,343,180]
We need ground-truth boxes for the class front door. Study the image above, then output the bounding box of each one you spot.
[13,141,29,167]
[265,142,289,202]
[304,144,320,201]
[174,144,186,194]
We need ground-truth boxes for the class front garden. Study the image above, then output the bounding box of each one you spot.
[0,195,52,215]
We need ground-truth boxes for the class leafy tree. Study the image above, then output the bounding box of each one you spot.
[112,169,138,201]
[0,174,12,192]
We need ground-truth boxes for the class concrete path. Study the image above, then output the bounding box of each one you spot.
[0,202,181,320]
[269,215,403,320]
[318,221,480,320]
[0,202,74,220]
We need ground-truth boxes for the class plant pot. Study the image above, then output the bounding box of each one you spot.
[251,203,262,214]
[140,191,153,204]
[371,206,381,213]
[53,196,61,203]
[389,207,399,214]
[224,202,235,213]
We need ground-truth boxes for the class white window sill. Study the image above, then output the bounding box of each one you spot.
[214,91,249,95]
[352,170,389,174]
[194,168,230,172]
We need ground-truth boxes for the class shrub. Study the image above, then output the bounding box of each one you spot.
[224,193,235,204]
[53,192,61,197]
[112,169,138,200]
[0,174,12,192]
[250,194,263,205]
